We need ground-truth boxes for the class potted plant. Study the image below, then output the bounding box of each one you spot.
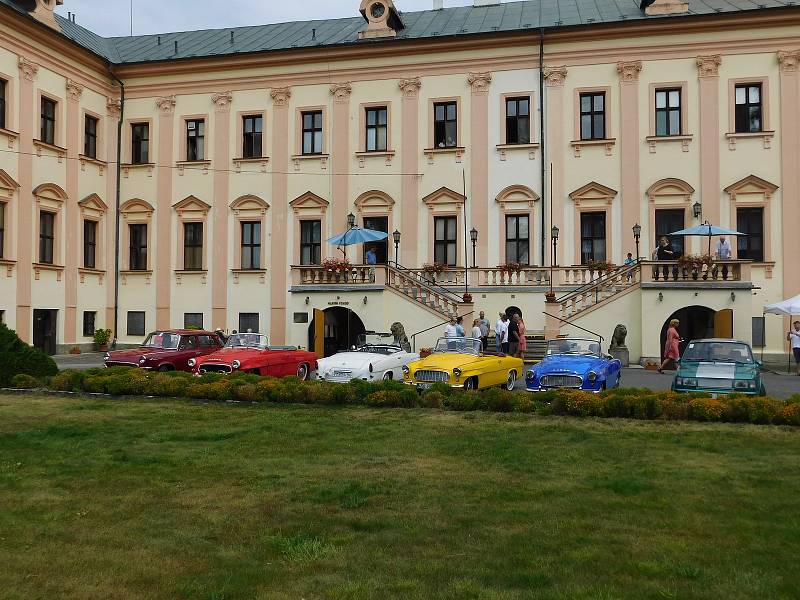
[421,262,445,282]
[463,293,473,303]
[419,347,433,359]
[498,262,522,274]
[587,260,616,277]
[93,328,112,352]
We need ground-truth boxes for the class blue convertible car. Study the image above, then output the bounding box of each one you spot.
[526,338,622,392]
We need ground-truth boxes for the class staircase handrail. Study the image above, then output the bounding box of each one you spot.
[556,263,640,303]
[410,310,476,352]
[388,261,466,305]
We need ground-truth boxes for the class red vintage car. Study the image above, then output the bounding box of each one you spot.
[104,330,223,372]
[191,332,318,379]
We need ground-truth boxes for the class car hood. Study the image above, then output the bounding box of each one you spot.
[199,348,264,364]
[532,355,607,376]
[107,347,171,361]
[318,352,386,371]
[411,353,486,372]
[677,361,759,379]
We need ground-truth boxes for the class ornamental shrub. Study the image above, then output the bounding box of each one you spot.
[10,374,39,389]
[0,322,58,388]
[781,403,800,426]
[688,398,726,422]
[50,370,87,392]
[419,391,445,409]
[482,388,515,413]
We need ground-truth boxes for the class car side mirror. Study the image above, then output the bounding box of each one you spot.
[756,360,763,370]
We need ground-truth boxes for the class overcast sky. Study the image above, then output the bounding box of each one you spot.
[56,1,474,37]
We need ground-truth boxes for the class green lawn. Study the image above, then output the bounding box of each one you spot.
[1,394,799,600]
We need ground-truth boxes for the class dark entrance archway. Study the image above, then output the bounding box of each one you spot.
[505,305,523,320]
[660,306,715,359]
[308,307,367,358]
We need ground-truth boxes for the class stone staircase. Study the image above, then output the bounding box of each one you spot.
[555,264,641,320]
[386,264,473,319]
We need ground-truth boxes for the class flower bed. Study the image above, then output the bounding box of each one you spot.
[9,368,800,427]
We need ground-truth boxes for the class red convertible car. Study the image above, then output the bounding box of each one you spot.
[190,333,318,379]
[104,330,223,372]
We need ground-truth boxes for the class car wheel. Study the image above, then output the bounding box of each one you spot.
[383,371,392,381]
[296,363,309,381]
[464,377,477,390]
[759,384,767,397]
[503,371,517,391]
[158,365,172,372]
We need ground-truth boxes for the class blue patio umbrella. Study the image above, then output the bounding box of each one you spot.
[328,227,388,259]
[669,221,746,255]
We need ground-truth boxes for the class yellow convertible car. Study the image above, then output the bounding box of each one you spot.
[403,337,524,391]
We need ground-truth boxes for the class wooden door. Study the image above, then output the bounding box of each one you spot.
[313,309,325,357]
[714,309,734,339]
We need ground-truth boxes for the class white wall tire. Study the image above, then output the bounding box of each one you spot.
[296,363,309,381]
[504,371,517,391]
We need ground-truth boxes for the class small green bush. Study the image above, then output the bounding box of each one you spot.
[10,374,40,389]
[420,391,445,409]
[0,322,58,388]
[50,370,87,392]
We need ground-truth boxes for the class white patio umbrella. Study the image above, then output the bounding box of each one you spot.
[763,294,800,372]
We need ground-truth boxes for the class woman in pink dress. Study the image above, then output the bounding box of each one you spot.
[659,319,681,373]
[516,314,526,358]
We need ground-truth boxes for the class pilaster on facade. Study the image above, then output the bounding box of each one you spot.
[543,66,567,87]
[65,79,84,102]
[778,49,800,298]
[778,50,800,73]
[696,55,721,78]
[399,76,421,267]
[156,95,177,114]
[467,72,492,95]
[211,91,233,112]
[17,57,38,81]
[330,82,353,103]
[696,54,722,225]
[270,87,292,106]
[616,60,642,83]
[106,97,122,120]
[398,77,422,98]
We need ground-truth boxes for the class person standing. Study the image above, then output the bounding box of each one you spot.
[715,236,732,260]
[507,314,520,357]
[788,321,800,376]
[659,318,682,373]
[455,316,466,338]
[471,319,483,341]
[494,313,507,352]
[365,246,378,265]
[443,317,457,338]
[478,311,490,350]
[656,236,677,261]
[516,314,526,359]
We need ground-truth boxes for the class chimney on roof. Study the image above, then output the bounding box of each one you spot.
[474,0,503,6]
[29,0,64,31]
[358,0,405,40]
[641,0,689,16]
[432,0,443,9]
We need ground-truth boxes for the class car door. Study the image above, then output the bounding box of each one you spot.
[177,336,202,371]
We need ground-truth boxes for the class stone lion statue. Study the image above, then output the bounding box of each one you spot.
[391,322,411,352]
[610,324,628,350]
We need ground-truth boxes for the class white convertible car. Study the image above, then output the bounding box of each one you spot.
[316,335,419,383]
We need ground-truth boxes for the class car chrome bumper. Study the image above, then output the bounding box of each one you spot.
[526,385,601,394]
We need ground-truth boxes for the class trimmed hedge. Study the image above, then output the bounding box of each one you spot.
[8,367,800,427]
[0,322,58,388]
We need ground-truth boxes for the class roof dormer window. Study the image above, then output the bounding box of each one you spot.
[358,0,404,40]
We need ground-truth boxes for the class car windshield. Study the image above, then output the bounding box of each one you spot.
[546,338,602,357]
[225,333,270,350]
[354,345,400,355]
[141,332,180,350]
[433,337,483,355]
[682,341,754,364]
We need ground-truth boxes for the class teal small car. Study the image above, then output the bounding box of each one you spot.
[671,339,765,396]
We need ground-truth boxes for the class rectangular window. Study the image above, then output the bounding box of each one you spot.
[580,212,606,265]
[505,97,531,145]
[239,313,260,333]
[39,211,54,264]
[0,78,6,130]
[186,119,205,161]
[434,102,458,148]
[735,84,762,133]
[300,220,322,265]
[131,123,150,164]
[242,115,263,158]
[241,221,261,270]
[302,111,323,155]
[184,313,204,329]
[365,106,388,152]
[580,92,606,141]
[655,209,685,256]
[736,207,764,262]
[183,222,203,270]
[505,215,530,265]
[752,316,765,348]
[82,311,96,337]
[655,88,681,136]
[84,115,98,158]
[363,216,388,264]
[83,219,97,269]
[0,202,4,260]
[129,224,147,271]
[40,97,56,145]
[434,216,458,267]
[127,311,145,337]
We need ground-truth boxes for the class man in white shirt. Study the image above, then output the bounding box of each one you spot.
[494,313,508,352]
[443,316,458,339]
[788,320,800,376]
[715,236,732,260]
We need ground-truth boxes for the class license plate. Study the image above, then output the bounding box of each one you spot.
[333,371,351,378]
[416,383,433,391]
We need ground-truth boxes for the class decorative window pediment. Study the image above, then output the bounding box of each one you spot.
[230,195,270,217]
[646,178,694,203]
[0,169,20,199]
[32,182,67,203]
[496,185,540,209]
[290,191,329,215]
[120,198,155,220]
[79,193,108,218]
[569,181,617,206]
[724,174,778,201]
[422,187,466,211]
[355,190,395,214]
[173,195,211,217]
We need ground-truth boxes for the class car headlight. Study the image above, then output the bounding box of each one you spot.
[453,368,462,377]
[587,371,598,382]
[677,377,698,387]
[402,365,410,375]
[735,380,756,390]
[526,370,535,379]
[232,360,241,370]
[138,356,146,365]
[188,358,196,368]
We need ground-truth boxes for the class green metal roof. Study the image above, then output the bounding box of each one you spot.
[0,0,795,66]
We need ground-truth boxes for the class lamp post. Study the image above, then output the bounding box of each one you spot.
[470,227,478,269]
[633,223,642,262]
[693,201,702,220]
[547,225,559,301]
[392,229,401,265]
[347,212,356,229]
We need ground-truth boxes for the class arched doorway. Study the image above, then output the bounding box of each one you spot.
[505,305,523,320]
[308,307,367,358]
[660,306,716,359]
